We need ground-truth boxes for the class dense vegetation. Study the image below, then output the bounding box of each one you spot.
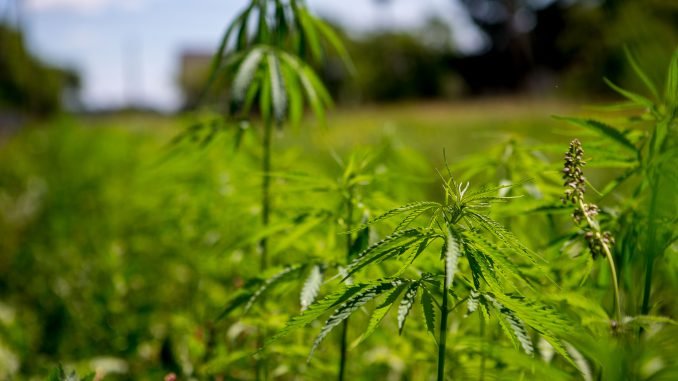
[1,1,677,380]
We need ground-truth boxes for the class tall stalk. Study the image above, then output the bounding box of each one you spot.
[338,184,355,381]
[437,263,450,381]
[640,178,660,316]
[260,118,273,270]
[255,119,274,381]
[479,316,486,381]
[564,139,622,323]
[578,199,622,323]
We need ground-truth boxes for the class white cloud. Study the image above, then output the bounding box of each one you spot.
[26,0,146,13]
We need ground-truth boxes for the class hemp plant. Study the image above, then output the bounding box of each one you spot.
[270,170,573,380]
[207,0,352,270]
[187,1,353,378]
[562,139,621,324]
[217,152,380,380]
[555,47,677,319]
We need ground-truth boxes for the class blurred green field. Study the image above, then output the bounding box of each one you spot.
[2,98,676,380]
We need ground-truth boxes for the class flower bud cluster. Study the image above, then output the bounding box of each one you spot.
[562,139,615,259]
[562,139,586,204]
[585,231,615,260]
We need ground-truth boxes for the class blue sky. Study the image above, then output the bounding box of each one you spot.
[4,0,483,110]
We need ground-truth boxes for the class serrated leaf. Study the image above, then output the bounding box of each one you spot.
[349,225,370,260]
[269,281,381,344]
[243,264,305,314]
[300,265,323,311]
[493,294,575,365]
[421,288,437,338]
[353,282,407,346]
[445,227,461,288]
[308,279,404,360]
[344,229,427,278]
[395,237,431,276]
[467,212,539,263]
[279,59,304,127]
[259,66,272,122]
[267,53,287,123]
[232,47,264,102]
[488,296,533,356]
[466,289,480,317]
[394,204,436,232]
[553,116,637,155]
[565,342,593,381]
[279,52,325,123]
[239,74,261,115]
[397,281,419,334]
[363,201,441,228]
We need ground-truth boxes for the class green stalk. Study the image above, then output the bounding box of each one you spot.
[578,199,622,323]
[479,316,485,381]
[256,118,273,381]
[338,321,348,381]
[601,241,623,325]
[437,261,450,381]
[338,185,354,381]
[641,178,660,316]
[260,118,273,270]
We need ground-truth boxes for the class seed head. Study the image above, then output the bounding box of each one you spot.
[584,230,615,259]
[562,139,586,204]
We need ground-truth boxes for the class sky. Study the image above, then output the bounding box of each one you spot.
[2,0,484,111]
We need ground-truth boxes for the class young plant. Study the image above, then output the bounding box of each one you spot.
[271,171,572,380]
[177,2,353,378]
[215,152,380,380]
[213,3,343,270]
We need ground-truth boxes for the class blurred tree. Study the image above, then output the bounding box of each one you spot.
[0,23,80,116]
[559,0,678,95]
[452,0,677,95]
[318,19,463,104]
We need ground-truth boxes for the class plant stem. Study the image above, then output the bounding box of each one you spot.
[338,185,354,381]
[438,263,450,381]
[479,316,485,381]
[256,118,273,381]
[601,243,623,324]
[260,118,273,271]
[578,199,622,323]
[338,321,348,381]
[641,180,660,316]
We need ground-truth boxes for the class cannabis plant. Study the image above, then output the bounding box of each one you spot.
[212,0,352,269]
[271,171,573,380]
[215,152,390,379]
[178,1,354,378]
[555,48,677,319]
